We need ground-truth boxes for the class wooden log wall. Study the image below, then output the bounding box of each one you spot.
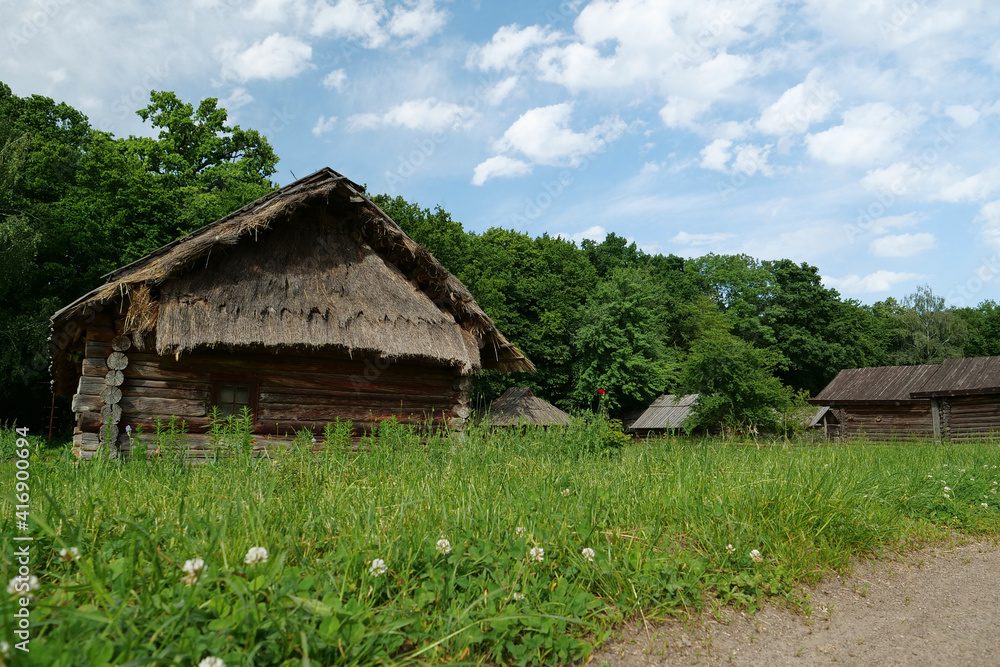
[838,404,934,441]
[71,320,470,459]
[941,395,1000,441]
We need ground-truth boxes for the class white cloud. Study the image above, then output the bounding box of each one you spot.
[731,143,773,177]
[823,270,921,294]
[757,69,839,136]
[945,104,979,128]
[802,0,987,52]
[978,200,1000,252]
[467,24,559,71]
[311,0,388,46]
[217,33,313,82]
[491,103,625,167]
[471,155,532,185]
[863,163,1000,203]
[869,232,936,257]
[699,140,772,176]
[485,76,519,106]
[220,87,254,110]
[861,212,923,236]
[246,0,310,23]
[671,231,735,246]
[562,225,607,245]
[388,0,447,43]
[348,98,478,132]
[312,115,337,136]
[534,0,773,94]
[806,103,922,167]
[988,40,1000,69]
[322,68,347,91]
[700,139,732,172]
[660,97,711,130]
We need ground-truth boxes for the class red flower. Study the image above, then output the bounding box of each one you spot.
[597,389,606,395]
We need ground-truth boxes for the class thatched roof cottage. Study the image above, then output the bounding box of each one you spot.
[485,387,571,427]
[50,168,533,459]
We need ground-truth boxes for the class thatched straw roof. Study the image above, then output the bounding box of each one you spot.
[486,387,570,426]
[51,167,532,395]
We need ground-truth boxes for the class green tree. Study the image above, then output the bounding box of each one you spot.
[571,267,676,414]
[954,300,1000,357]
[890,285,968,365]
[0,83,278,429]
[680,333,791,433]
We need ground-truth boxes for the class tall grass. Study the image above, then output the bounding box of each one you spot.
[2,422,999,666]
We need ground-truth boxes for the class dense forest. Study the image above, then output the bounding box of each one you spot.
[3,84,998,433]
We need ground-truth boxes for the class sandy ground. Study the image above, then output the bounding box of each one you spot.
[591,539,1000,667]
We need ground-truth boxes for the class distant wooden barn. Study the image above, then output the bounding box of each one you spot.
[809,365,940,441]
[50,168,533,459]
[910,356,1000,441]
[627,394,699,438]
[485,387,571,427]
[811,357,1000,442]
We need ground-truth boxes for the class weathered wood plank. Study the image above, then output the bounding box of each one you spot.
[119,395,207,418]
[82,358,109,377]
[72,394,102,413]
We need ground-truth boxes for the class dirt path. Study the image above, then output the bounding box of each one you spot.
[591,539,1000,667]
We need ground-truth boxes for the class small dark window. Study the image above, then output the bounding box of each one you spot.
[216,382,254,418]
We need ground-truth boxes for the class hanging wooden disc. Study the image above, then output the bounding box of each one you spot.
[101,403,122,423]
[111,335,132,352]
[107,352,129,371]
[100,386,122,404]
[105,370,124,386]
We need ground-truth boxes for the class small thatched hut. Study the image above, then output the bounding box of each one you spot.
[50,168,533,459]
[485,387,570,427]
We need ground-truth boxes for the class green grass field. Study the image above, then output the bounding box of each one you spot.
[2,421,999,666]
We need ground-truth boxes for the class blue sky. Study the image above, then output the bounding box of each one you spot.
[3,0,1000,306]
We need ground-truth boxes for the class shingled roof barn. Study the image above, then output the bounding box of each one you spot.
[484,387,571,427]
[50,168,533,459]
[910,356,1000,441]
[808,365,940,441]
[627,394,699,438]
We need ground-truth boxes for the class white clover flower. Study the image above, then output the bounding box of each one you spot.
[749,549,763,563]
[436,538,452,555]
[514,526,526,538]
[581,547,595,562]
[726,543,735,554]
[59,546,81,562]
[198,657,226,667]
[182,557,206,586]
[944,486,952,492]
[7,575,39,596]
[561,488,570,497]
[992,489,997,495]
[182,558,205,575]
[960,468,966,473]
[529,546,545,562]
[244,547,268,565]
[513,592,525,601]
[983,503,989,508]
[927,474,933,478]
[0,641,8,657]
[944,494,950,499]
[994,481,998,486]
[369,558,387,577]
